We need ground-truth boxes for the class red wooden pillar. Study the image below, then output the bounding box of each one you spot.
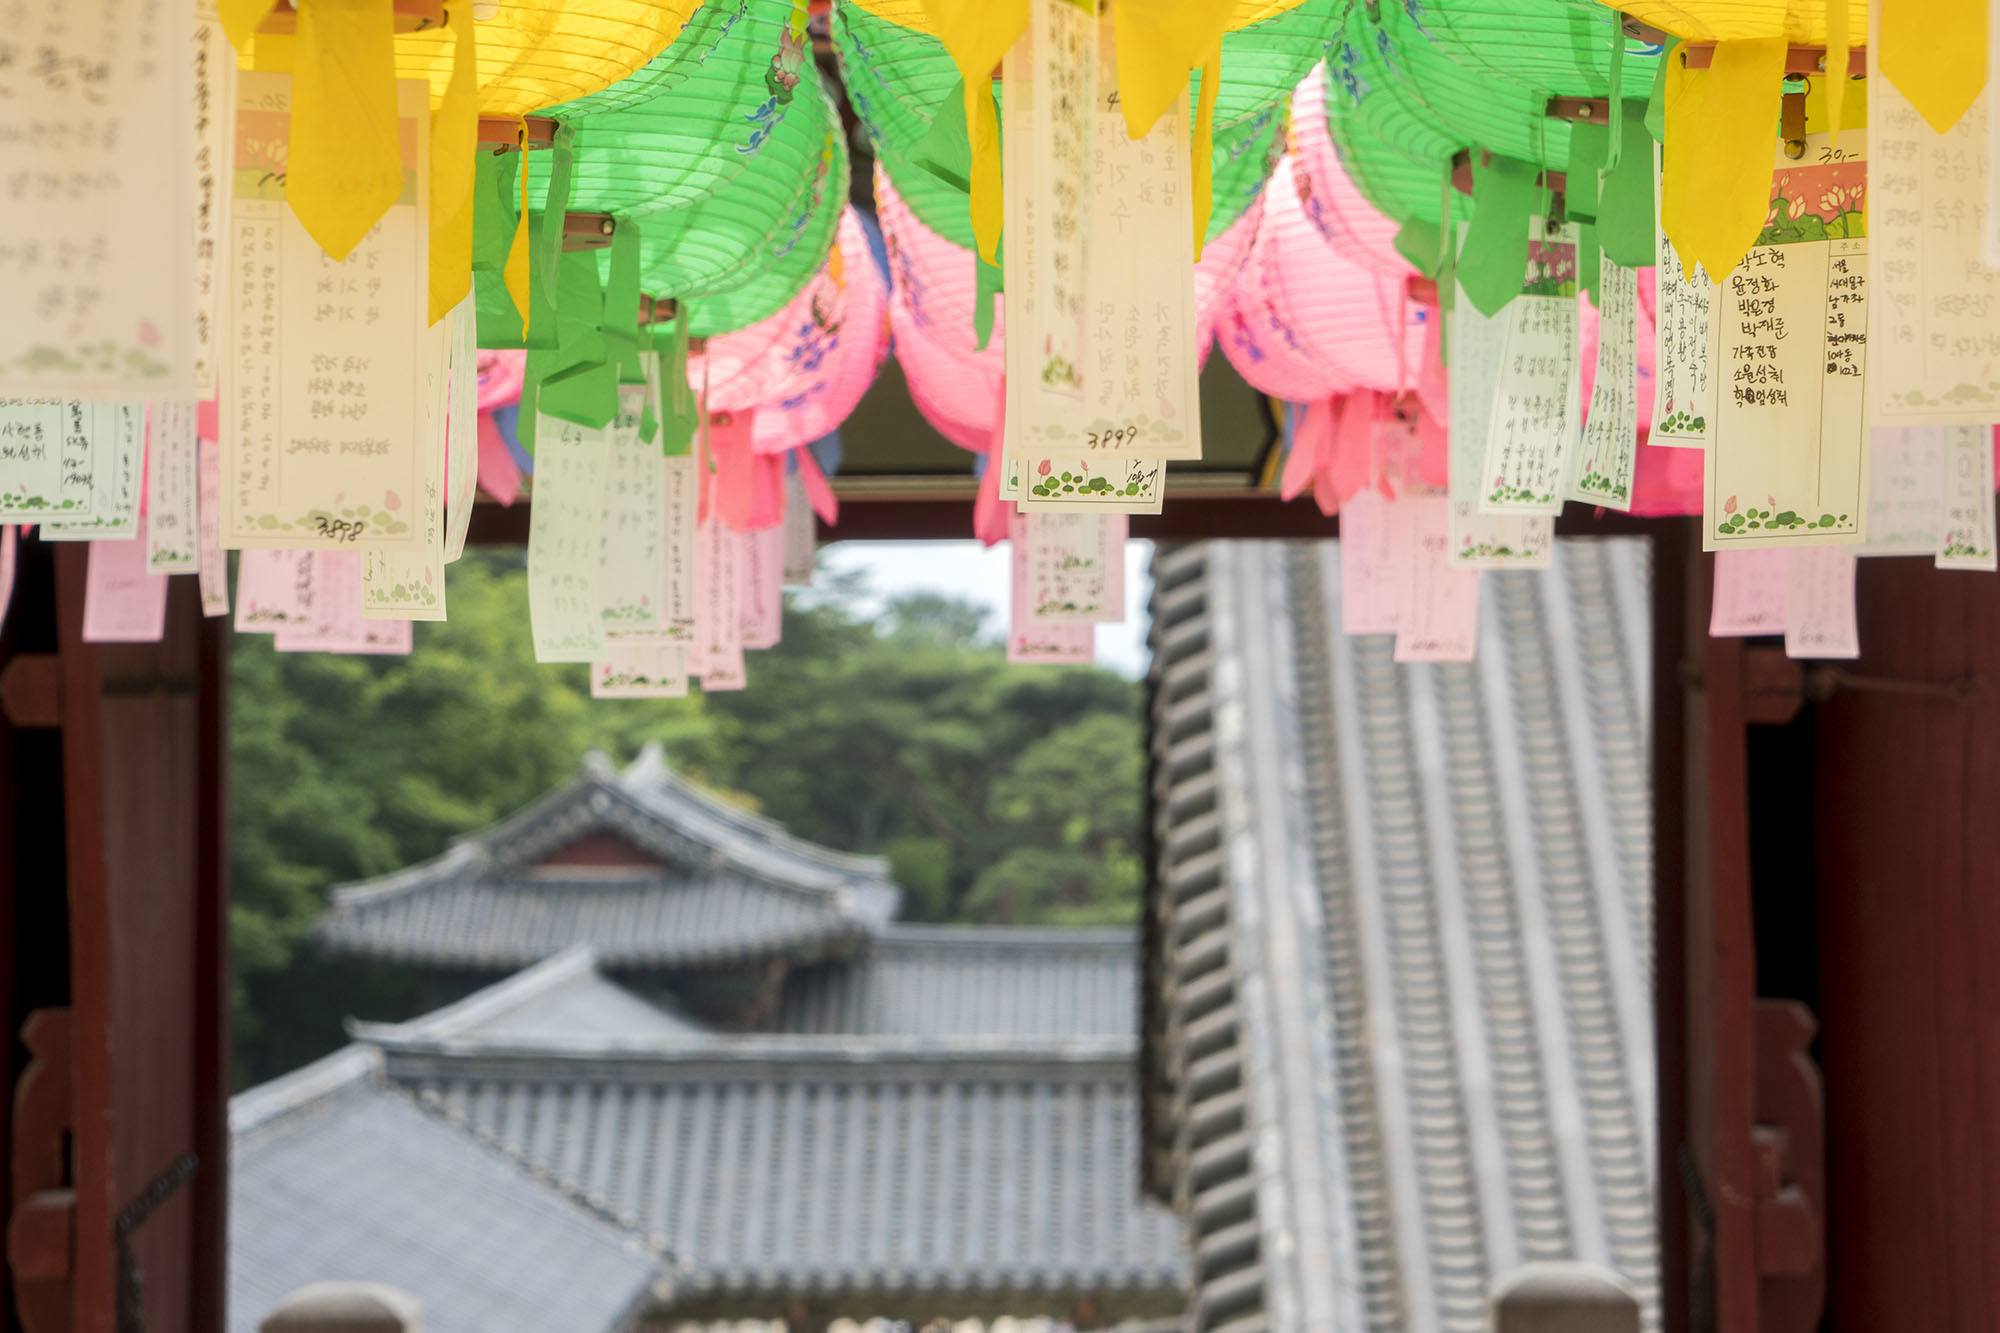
[3,541,229,1333]
[1812,557,2000,1332]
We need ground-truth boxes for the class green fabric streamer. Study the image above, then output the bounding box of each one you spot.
[1458,154,1539,317]
[519,249,620,451]
[1605,13,1625,171]
[656,308,698,457]
[473,152,526,348]
[1395,216,1443,278]
[912,76,977,197]
[602,219,646,385]
[1646,38,1676,143]
[535,124,578,324]
[1577,221,1602,308]
[1565,121,1609,223]
[1595,111,1656,267]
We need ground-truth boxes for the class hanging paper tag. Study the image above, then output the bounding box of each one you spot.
[42,405,145,541]
[234,548,316,632]
[1337,489,1403,637]
[1007,516,1095,664]
[658,451,700,642]
[1022,512,1126,623]
[1783,546,1861,659]
[0,402,138,525]
[147,403,201,572]
[1478,218,1580,515]
[1704,133,1869,550]
[591,642,691,699]
[1709,549,1790,636]
[0,527,14,638]
[191,4,239,395]
[693,515,746,691]
[0,0,199,396]
[1568,254,1640,510]
[82,528,170,644]
[362,318,451,620]
[1936,425,1998,570]
[277,550,413,654]
[782,468,817,586]
[738,526,785,650]
[1016,454,1165,513]
[196,439,229,616]
[444,297,479,563]
[600,382,669,636]
[1003,0,1194,503]
[1861,426,1947,555]
[1650,145,1715,449]
[1448,297,1553,568]
[222,72,431,551]
[1868,17,2000,424]
[1392,496,1481,664]
[526,415,611,663]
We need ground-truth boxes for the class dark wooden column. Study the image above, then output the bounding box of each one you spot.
[3,542,229,1333]
[1811,557,2000,1332]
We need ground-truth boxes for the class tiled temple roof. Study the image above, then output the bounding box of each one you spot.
[1142,539,1657,1333]
[315,746,901,970]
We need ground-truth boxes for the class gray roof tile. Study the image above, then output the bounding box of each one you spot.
[228,1048,660,1333]
[317,747,901,970]
[1142,540,1658,1333]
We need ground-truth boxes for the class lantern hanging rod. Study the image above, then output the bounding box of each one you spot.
[1449,148,1566,200]
[561,212,617,250]
[260,0,445,34]
[1618,16,1867,78]
[480,117,561,152]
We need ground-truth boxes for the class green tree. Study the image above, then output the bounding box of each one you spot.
[229,549,1145,1084]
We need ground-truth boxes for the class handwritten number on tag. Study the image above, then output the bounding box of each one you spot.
[311,515,366,543]
[1084,425,1140,450]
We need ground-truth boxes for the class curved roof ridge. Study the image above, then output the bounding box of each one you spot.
[327,841,481,909]
[344,946,604,1044]
[878,922,1137,949]
[615,749,899,904]
[377,1034,1141,1079]
[230,1043,383,1140]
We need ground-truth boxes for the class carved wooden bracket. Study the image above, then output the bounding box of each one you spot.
[1753,999,1826,1333]
[9,1008,76,1333]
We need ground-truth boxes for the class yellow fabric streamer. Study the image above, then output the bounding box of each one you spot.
[1661,38,1786,283]
[1190,40,1219,260]
[917,0,1028,262]
[289,0,404,261]
[428,7,477,324]
[505,125,533,332]
[219,0,279,54]
[1112,0,1229,142]
[1880,0,1987,135]
[1823,0,1848,146]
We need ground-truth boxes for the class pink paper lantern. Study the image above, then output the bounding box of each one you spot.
[1290,64,1416,279]
[689,210,890,455]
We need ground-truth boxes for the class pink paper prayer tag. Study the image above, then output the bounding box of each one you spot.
[82,527,169,644]
[1392,496,1480,663]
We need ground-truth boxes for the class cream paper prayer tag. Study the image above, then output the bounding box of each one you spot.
[1007,514,1095,664]
[1003,0,1193,509]
[222,72,430,552]
[0,401,135,526]
[1868,7,2000,424]
[1449,295,1553,568]
[42,404,145,542]
[1709,549,1789,636]
[1394,496,1480,663]
[738,526,785,651]
[1703,134,1868,551]
[592,642,691,699]
[1784,546,1861,659]
[1861,426,1947,555]
[600,381,669,637]
[443,297,480,563]
[197,440,229,616]
[694,515,746,691]
[527,416,611,663]
[0,0,199,397]
[1478,218,1581,516]
[1338,489,1403,636]
[1023,512,1126,623]
[1651,146,1715,449]
[1568,254,1641,510]
[191,2,239,397]
[147,403,201,573]
[782,469,816,586]
[82,527,170,644]
[1936,425,1998,570]
[363,318,452,621]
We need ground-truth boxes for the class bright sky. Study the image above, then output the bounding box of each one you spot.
[817,539,1154,677]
